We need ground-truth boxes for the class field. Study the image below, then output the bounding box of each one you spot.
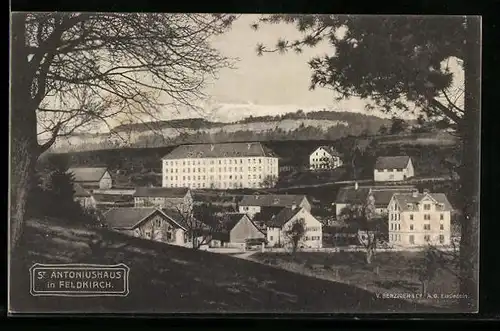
[9,218,444,314]
[250,251,461,310]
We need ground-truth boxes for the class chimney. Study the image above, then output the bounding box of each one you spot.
[354,182,359,190]
[412,189,418,198]
[210,144,215,151]
[247,143,252,150]
[291,203,297,210]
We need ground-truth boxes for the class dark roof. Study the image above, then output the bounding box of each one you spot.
[335,185,417,207]
[316,146,342,157]
[162,142,276,159]
[102,208,160,229]
[335,187,372,205]
[133,187,189,198]
[239,194,307,208]
[103,207,186,230]
[374,156,411,170]
[392,193,453,211]
[218,213,248,231]
[68,167,108,183]
[73,183,91,197]
[268,207,302,228]
[92,193,134,203]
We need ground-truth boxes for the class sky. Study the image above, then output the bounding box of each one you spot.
[39,14,464,138]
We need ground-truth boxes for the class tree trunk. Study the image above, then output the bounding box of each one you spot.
[366,247,373,264]
[457,16,481,312]
[10,13,40,254]
[421,281,427,297]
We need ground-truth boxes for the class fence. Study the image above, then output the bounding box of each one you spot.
[263,245,458,253]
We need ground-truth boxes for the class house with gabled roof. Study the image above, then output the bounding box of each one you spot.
[265,206,322,249]
[373,156,414,182]
[102,207,187,246]
[309,146,343,170]
[133,187,193,212]
[68,166,113,189]
[73,183,96,209]
[210,213,266,248]
[387,190,453,247]
[238,194,311,217]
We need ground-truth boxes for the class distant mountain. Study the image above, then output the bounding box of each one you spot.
[112,118,226,133]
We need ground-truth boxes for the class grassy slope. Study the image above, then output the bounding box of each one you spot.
[251,252,460,309]
[9,218,442,314]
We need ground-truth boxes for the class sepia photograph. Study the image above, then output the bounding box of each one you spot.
[9,13,481,314]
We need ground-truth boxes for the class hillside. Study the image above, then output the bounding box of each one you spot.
[50,110,393,152]
[10,218,439,313]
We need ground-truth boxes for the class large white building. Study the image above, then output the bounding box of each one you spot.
[386,190,453,247]
[161,142,279,190]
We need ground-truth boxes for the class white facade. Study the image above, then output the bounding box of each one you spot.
[162,156,279,190]
[266,208,323,248]
[309,147,343,170]
[387,193,452,247]
[374,158,415,182]
[99,171,113,189]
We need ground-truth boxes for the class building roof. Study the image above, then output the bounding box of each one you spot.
[267,207,303,228]
[335,185,417,207]
[392,192,453,212]
[93,193,134,203]
[102,207,186,230]
[161,142,277,160]
[217,213,248,231]
[315,146,342,157]
[133,187,189,198]
[239,194,307,208]
[374,156,411,170]
[68,167,108,183]
[73,183,91,197]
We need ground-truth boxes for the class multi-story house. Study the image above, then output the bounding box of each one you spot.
[309,146,343,170]
[133,187,193,212]
[161,142,279,190]
[373,156,415,182]
[386,190,453,247]
[265,206,323,249]
[239,194,312,217]
[68,166,113,190]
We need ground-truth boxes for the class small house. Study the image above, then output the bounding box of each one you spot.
[238,194,311,217]
[133,187,193,212]
[210,213,266,248]
[102,207,187,246]
[68,167,113,189]
[265,206,323,249]
[373,156,415,182]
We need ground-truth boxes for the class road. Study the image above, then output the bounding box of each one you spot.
[272,175,452,191]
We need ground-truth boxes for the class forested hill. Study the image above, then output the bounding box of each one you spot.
[50,109,405,152]
[111,109,396,133]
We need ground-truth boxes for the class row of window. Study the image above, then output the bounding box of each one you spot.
[389,234,446,244]
[305,227,321,232]
[166,174,264,181]
[390,223,445,231]
[305,236,321,241]
[166,182,265,189]
[165,158,277,167]
[165,166,276,174]
[390,213,445,221]
[375,169,405,172]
